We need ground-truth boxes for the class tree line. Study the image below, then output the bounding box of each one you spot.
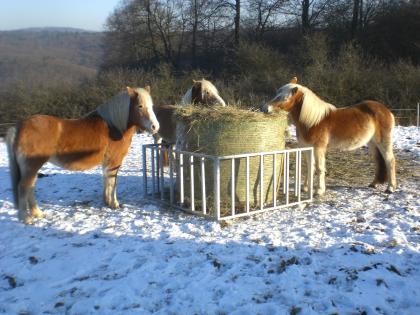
[103,0,420,70]
[0,0,419,128]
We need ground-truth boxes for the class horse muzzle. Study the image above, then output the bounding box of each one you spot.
[260,104,272,113]
[149,122,160,134]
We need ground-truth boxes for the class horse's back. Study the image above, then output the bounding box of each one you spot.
[53,115,110,170]
[15,115,63,157]
[330,100,393,128]
[353,100,394,129]
[58,115,109,147]
[325,100,393,150]
[15,114,110,170]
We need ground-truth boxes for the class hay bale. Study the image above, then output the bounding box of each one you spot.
[175,105,288,215]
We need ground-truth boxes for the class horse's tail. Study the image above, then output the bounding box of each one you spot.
[5,126,20,207]
[374,146,388,183]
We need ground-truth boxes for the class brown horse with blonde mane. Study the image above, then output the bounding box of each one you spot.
[181,78,226,107]
[261,77,397,195]
[154,79,227,164]
[156,78,227,143]
[6,86,159,224]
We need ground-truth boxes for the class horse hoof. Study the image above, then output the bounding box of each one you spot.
[315,188,325,196]
[21,216,34,225]
[368,183,377,188]
[385,188,395,194]
[32,209,45,218]
[108,201,120,209]
[18,211,33,224]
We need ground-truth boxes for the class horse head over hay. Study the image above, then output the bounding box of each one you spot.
[156,79,225,142]
[261,77,397,195]
[153,79,225,165]
[6,86,159,224]
[181,78,226,107]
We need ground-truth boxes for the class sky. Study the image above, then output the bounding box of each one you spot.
[0,0,122,31]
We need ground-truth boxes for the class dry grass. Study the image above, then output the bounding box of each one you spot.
[327,148,418,187]
[287,137,418,190]
[174,104,287,124]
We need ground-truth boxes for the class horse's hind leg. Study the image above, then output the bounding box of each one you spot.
[16,157,46,223]
[368,142,385,189]
[377,141,397,193]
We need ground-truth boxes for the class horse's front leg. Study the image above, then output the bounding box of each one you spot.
[314,147,327,196]
[154,133,170,168]
[102,165,120,209]
[303,149,315,193]
[28,186,44,219]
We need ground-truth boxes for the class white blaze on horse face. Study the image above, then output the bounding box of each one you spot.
[137,88,160,134]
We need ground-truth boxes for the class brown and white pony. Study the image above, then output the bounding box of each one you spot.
[261,77,397,195]
[154,79,227,164]
[6,86,159,224]
[180,78,226,107]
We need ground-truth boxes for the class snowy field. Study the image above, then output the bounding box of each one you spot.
[0,126,419,315]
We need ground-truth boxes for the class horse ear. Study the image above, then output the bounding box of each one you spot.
[144,85,151,93]
[290,77,298,84]
[192,79,198,83]
[126,87,138,97]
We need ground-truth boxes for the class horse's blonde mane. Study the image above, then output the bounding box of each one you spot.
[201,79,220,96]
[284,84,336,128]
[96,91,131,133]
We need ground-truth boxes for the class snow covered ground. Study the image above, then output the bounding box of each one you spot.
[0,127,419,315]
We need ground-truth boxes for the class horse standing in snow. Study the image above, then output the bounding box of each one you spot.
[261,77,397,195]
[6,86,159,224]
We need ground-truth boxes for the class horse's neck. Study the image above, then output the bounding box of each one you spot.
[289,99,312,139]
[155,105,176,142]
[122,125,137,140]
[290,99,303,127]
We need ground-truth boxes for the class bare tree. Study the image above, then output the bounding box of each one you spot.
[284,0,340,33]
[105,0,188,66]
[234,0,241,45]
[246,0,289,39]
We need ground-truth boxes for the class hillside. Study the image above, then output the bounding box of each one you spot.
[0,28,103,92]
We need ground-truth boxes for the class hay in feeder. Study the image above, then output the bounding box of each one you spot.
[175,105,288,216]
